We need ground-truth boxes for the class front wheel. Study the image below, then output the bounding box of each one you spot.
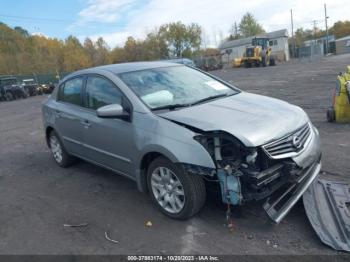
[147,157,206,220]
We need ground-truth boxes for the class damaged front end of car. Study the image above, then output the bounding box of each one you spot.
[184,122,322,223]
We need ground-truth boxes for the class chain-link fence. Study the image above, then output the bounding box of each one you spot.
[13,72,70,84]
[298,43,324,60]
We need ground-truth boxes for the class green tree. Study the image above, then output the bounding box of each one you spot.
[14,26,30,38]
[95,37,111,65]
[239,13,265,37]
[159,22,201,58]
[330,20,350,38]
[62,36,90,72]
[83,37,96,66]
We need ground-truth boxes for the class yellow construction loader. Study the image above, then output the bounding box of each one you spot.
[327,66,350,123]
[241,37,275,68]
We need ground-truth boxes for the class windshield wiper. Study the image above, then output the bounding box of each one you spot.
[190,93,231,106]
[151,103,191,111]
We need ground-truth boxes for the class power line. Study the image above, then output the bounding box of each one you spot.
[0,13,129,29]
[0,14,73,23]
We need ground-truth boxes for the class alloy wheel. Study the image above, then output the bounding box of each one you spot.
[150,167,185,214]
[50,135,63,163]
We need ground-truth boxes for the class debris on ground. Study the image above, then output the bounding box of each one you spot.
[303,178,350,252]
[63,223,89,228]
[145,221,153,227]
[104,231,119,244]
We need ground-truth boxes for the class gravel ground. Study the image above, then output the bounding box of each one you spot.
[0,54,349,255]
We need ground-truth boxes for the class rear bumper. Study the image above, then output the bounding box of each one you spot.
[263,160,321,223]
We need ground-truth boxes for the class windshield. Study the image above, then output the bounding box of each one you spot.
[23,80,35,84]
[119,66,239,109]
[252,38,268,48]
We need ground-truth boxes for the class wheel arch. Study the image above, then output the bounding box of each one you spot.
[136,147,179,193]
[45,126,55,147]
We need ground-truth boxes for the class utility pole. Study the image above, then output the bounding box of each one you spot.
[290,9,296,58]
[312,20,318,45]
[234,22,238,39]
[324,3,329,54]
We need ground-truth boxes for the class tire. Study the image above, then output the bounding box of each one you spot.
[5,92,14,101]
[48,130,76,167]
[147,156,206,220]
[21,92,28,99]
[327,107,335,122]
[270,58,276,66]
[24,87,30,97]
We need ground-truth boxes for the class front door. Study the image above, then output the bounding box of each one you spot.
[81,75,135,176]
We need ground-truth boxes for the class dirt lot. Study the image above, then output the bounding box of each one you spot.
[0,54,349,255]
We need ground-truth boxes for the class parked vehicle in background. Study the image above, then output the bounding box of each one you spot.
[22,79,38,96]
[194,56,223,71]
[40,82,56,94]
[42,62,321,221]
[0,76,27,101]
[241,37,276,68]
[166,58,196,67]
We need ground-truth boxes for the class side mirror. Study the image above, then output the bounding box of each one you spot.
[97,104,129,119]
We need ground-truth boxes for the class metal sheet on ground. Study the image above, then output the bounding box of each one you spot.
[303,178,350,252]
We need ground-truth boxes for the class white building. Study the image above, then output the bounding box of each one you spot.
[219,29,290,64]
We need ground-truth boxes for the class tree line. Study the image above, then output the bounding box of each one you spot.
[1,12,350,76]
[227,12,350,48]
[0,21,202,75]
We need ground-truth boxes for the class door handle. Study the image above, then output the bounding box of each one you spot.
[81,120,91,128]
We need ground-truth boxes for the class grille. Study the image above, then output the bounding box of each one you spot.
[262,123,312,159]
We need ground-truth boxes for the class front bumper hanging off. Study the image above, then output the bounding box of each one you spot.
[263,160,321,223]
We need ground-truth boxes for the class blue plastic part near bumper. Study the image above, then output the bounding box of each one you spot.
[217,169,241,205]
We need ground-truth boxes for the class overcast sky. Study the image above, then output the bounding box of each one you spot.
[1,0,349,48]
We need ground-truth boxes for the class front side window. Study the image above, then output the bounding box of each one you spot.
[118,66,239,110]
[85,76,122,110]
[61,77,83,106]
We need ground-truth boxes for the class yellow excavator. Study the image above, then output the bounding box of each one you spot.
[241,37,275,68]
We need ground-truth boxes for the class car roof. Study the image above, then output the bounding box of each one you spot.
[71,61,181,76]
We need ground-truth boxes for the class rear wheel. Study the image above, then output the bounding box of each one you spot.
[5,92,14,101]
[49,130,76,167]
[147,157,206,219]
[270,58,276,66]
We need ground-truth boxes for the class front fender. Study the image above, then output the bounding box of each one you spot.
[133,112,216,191]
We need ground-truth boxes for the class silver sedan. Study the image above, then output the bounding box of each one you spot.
[42,62,321,221]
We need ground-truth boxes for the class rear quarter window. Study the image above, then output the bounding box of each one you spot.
[60,78,83,106]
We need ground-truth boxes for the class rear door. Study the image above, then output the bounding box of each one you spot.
[80,75,135,176]
[54,76,88,157]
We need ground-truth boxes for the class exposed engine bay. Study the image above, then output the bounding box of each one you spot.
[184,130,321,223]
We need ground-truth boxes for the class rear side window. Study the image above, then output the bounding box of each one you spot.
[85,76,122,110]
[61,78,83,106]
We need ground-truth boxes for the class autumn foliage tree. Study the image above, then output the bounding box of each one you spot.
[0,21,204,75]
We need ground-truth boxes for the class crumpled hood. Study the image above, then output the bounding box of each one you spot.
[158,92,309,147]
